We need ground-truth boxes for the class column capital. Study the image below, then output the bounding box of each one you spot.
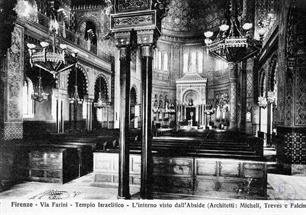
[114,32,131,60]
[137,29,156,57]
[114,31,131,48]
[137,29,155,46]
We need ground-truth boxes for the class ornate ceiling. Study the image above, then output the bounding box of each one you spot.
[161,0,227,37]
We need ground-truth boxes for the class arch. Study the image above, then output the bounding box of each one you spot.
[67,64,89,98]
[182,89,200,106]
[23,76,34,118]
[94,75,108,101]
[95,73,111,102]
[130,85,138,104]
[77,15,102,35]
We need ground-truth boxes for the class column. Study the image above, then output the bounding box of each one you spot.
[229,62,238,130]
[56,89,65,134]
[137,30,154,199]
[115,32,131,199]
[276,0,306,175]
[240,61,247,133]
[86,97,93,131]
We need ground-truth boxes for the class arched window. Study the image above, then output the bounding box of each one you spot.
[163,52,168,71]
[23,77,34,118]
[158,50,162,70]
[183,52,189,73]
[197,51,203,73]
[190,51,197,72]
[79,20,98,54]
[215,59,228,70]
[93,76,108,126]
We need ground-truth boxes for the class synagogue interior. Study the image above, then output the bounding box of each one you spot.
[1,0,306,200]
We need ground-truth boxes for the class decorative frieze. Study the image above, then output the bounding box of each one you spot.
[111,11,156,31]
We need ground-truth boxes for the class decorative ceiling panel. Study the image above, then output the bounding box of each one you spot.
[161,0,227,36]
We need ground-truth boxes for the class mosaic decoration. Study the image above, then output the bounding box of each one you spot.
[161,0,226,35]
[284,5,295,126]
[283,132,306,164]
[293,5,306,126]
[295,69,306,125]
[247,71,253,98]
[3,123,23,140]
[3,24,24,140]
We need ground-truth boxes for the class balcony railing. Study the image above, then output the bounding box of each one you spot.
[36,12,110,61]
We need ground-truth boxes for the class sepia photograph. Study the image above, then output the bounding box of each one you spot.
[0,0,306,214]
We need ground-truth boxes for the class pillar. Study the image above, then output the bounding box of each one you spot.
[229,62,238,130]
[0,24,24,140]
[115,32,131,199]
[86,97,93,131]
[276,0,306,175]
[240,60,247,133]
[137,30,154,199]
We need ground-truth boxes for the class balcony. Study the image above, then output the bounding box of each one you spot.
[34,12,111,62]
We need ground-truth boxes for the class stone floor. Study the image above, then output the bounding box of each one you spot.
[1,173,306,200]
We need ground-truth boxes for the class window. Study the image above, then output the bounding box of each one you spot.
[163,52,168,71]
[158,50,162,70]
[82,101,87,119]
[183,52,189,73]
[190,51,197,72]
[23,77,34,118]
[215,59,228,71]
[197,51,203,73]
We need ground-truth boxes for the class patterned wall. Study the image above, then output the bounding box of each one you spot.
[161,0,226,36]
[2,25,24,140]
[277,128,306,165]
[276,0,306,167]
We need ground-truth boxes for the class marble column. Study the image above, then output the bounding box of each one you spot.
[86,97,93,131]
[229,62,238,130]
[0,24,24,140]
[240,61,247,133]
[137,30,154,199]
[115,32,131,199]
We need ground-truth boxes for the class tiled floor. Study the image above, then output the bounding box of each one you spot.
[1,173,306,200]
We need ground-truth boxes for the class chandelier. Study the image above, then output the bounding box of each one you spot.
[69,64,83,104]
[204,0,261,63]
[27,17,77,78]
[94,92,109,109]
[31,68,49,102]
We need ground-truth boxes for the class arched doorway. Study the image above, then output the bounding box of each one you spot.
[183,90,199,126]
[67,67,88,132]
[93,76,109,129]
